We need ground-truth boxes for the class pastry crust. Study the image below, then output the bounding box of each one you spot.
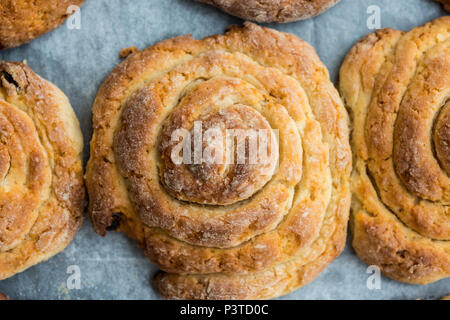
[197,0,339,23]
[0,0,85,49]
[340,17,450,285]
[0,292,8,300]
[0,62,85,280]
[86,22,351,299]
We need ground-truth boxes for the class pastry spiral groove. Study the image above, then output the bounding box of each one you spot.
[86,23,351,299]
[0,62,85,279]
[340,17,450,284]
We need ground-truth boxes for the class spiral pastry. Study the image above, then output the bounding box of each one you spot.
[0,62,85,280]
[0,0,85,49]
[340,17,450,284]
[196,0,340,23]
[86,23,351,299]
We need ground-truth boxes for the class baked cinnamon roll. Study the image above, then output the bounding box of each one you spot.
[86,23,351,299]
[196,0,340,23]
[0,62,85,280]
[0,0,85,49]
[340,17,450,285]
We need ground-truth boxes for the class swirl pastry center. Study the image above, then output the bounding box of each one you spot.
[159,100,279,205]
[433,101,450,176]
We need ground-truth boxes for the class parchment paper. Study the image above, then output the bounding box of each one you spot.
[0,0,448,300]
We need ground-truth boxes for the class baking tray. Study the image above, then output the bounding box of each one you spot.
[0,0,448,300]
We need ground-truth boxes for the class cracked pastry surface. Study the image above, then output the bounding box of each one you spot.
[0,0,85,49]
[0,62,85,280]
[86,22,351,300]
[196,0,339,23]
[340,17,450,285]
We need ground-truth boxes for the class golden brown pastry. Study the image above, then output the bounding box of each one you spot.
[86,23,351,300]
[0,62,85,280]
[0,0,85,49]
[0,292,8,300]
[442,295,450,300]
[340,17,450,285]
[196,0,339,23]
[435,0,450,11]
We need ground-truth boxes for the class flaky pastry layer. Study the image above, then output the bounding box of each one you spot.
[0,0,85,49]
[197,0,339,23]
[0,62,85,279]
